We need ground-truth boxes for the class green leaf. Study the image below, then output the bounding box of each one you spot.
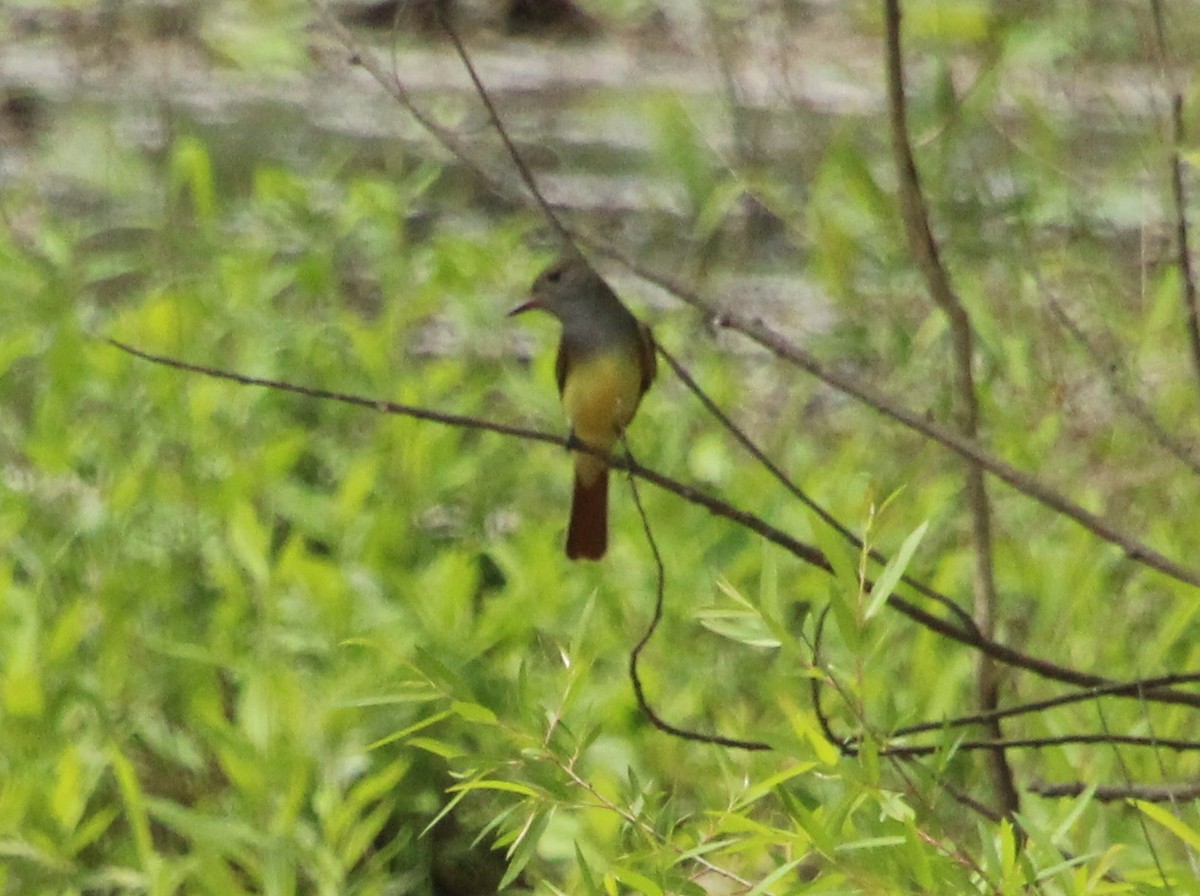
[448,779,541,800]
[169,136,216,225]
[573,841,604,896]
[451,700,499,726]
[745,857,808,895]
[696,579,780,648]
[109,747,154,869]
[226,500,270,587]
[1133,801,1200,851]
[609,866,664,896]
[498,807,551,890]
[864,520,929,620]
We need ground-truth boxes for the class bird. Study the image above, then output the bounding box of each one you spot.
[509,255,656,559]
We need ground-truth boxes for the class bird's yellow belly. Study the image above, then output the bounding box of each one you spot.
[562,353,643,481]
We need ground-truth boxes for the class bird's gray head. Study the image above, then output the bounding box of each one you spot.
[508,256,615,327]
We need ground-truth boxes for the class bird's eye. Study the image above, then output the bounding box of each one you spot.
[547,268,563,283]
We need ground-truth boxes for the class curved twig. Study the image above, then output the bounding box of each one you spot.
[623,441,770,751]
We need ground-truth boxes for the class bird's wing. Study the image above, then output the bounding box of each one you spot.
[637,322,657,395]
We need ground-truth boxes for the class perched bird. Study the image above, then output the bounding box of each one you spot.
[510,255,656,559]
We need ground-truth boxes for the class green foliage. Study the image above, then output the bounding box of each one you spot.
[4,2,1200,893]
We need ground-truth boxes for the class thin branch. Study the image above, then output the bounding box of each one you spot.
[109,338,1200,710]
[108,340,562,447]
[312,1,512,198]
[1028,781,1200,803]
[604,252,1200,591]
[624,440,770,752]
[1049,298,1200,477]
[887,671,1200,740]
[813,584,1200,763]
[1170,91,1200,391]
[1094,701,1174,892]
[883,732,1200,760]
[658,344,982,638]
[883,0,1016,817]
[434,3,570,243]
[1149,0,1200,392]
[313,0,1200,592]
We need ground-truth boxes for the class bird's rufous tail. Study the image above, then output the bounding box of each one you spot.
[566,469,608,560]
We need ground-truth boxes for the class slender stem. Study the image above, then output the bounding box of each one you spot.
[882,0,1016,817]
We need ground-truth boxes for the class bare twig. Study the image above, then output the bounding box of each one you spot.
[312,0,1200,592]
[1149,0,1200,392]
[657,344,981,637]
[614,255,1200,591]
[887,671,1200,740]
[885,732,1200,760]
[109,339,565,446]
[434,3,570,243]
[1028,781,1200,803]
[109,338,1200,710]
[1048,298,1200,477]
[623,439,771,751]
[888,0,1014,814]
[1094,701,1173,890]
[312,1,513,198]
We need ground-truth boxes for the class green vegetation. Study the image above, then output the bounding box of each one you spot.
[3,1,1200,893]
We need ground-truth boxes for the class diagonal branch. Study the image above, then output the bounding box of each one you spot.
[312,0,1200,592]
[1049,297,1200,477]
[109,337,1200,710]
[657,344,981,637]
[604,253,1200,591]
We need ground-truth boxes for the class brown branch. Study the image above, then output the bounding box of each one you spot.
[888,671,1200,740]
[1049,298,1200,477]
[313,0,1200,593]
[882,0,1016,819]
[884,733,1200,760]
[1029,781,1200,803]
[315,0,577,247]
[433,3,570,243]
[1149,0,1200,392]
[813,602,1200,761]
[108,339,562,448]
[311,1,513,201]
[598,250,1200,591]
[623,441,771,752]
[1092,700,1173,886]
[657,344,981,638]
[1169,91,1200,391]
[109,337,1200,710]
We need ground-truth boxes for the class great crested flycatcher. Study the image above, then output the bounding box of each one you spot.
[509,255,656,560]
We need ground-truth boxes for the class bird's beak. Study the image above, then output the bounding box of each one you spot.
[507,299,539,317]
